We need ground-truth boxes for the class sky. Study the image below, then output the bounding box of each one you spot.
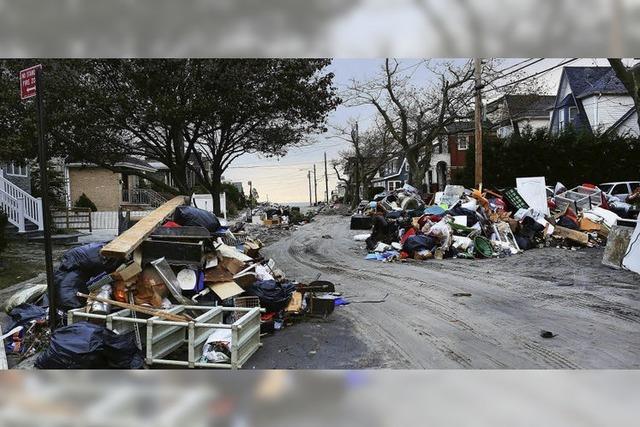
[222,58,616,204]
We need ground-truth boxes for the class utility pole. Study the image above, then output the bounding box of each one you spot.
[313,164,318,205]
[307,171,312,207]
[248,180,253,208]
[324,152,329,204]
[474,58,483,190]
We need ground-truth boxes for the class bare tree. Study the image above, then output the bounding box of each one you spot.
[332,119,400,207]
[347,59,475,187]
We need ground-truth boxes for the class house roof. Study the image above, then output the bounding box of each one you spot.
[444,121,475,134]
[605,107,637,135]
[563,66,627,99]
[504,94,555,119]
[66,156,157,173]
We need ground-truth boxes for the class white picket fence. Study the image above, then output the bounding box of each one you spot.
[90,211,151,230]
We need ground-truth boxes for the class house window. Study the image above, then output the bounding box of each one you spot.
[388,180,402,191]
[568,106,578,123]
[457,135,469,151]
[4,163,28,177]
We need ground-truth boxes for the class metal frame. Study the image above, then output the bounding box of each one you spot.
[68,305,262,369]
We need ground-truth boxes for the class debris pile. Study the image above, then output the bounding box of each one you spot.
[352,179,632,262]
[2,196,339,369]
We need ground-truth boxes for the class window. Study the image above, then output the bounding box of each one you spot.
[599,184,613,193]
[611,184,629,196]
[457,135,469,150]
[4,163,28,177]
[388,180,402,191]
[568,106,578,122]
[630,182,639,192]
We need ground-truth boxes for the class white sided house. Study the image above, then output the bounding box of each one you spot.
[549,66,639,137]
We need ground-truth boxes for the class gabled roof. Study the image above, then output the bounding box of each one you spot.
[605,107,637,135]
[444,121,474,134]
[504,94,555,119]
[66,156,157,173]
[562,66,628,99]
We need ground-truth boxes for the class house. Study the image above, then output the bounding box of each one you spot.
[371,156,409,192]
[427,121,475,192]
[549,66,639,136]
[0,161,43,232]
[486,94,555,138]
[64,157,165,211]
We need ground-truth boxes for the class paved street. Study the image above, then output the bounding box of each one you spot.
[254,215,640,369]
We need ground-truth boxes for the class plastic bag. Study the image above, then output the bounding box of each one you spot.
[246,280,296,312]
[58,242,120,275]
[174,206,221,232]
[35,322,143,369]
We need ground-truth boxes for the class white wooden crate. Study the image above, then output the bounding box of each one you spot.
[68,305,261,369]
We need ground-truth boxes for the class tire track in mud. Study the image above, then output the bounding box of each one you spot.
[269,218,639,368]
[285,238,561,368]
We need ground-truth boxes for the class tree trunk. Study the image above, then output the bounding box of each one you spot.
[210,171,222,216]
[405,147,420,186]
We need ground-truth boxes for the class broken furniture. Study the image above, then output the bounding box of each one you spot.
[554,186,602,213]
[67,305,262,369]
[142,240,205,266]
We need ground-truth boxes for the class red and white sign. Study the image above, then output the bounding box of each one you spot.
[19,64,42,100]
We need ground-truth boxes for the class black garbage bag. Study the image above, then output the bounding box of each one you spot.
[6,303,47,331]
[366,216,398,250]
[519,217,545,240]
[103,331,145,369]
[35,322,143,369]
[446,206,479,227]
[58,242,120,275]
[54,269,89,310]
[174,206,221,232]
[246,280,296,312]
[403,234,438,256]
[53,243,123,311]
[36,322,107,369]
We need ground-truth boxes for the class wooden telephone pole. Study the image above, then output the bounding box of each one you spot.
[307,171,312,206]
[324,152,329,204]
[313,164,318,205]
[474,58,483,190]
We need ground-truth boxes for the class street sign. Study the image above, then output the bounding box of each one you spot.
[19,64,42,100]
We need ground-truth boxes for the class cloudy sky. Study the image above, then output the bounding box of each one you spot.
[222,58,614,204]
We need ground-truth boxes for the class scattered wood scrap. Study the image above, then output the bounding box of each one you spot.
[553,225,589,246]
[100,196,187,259]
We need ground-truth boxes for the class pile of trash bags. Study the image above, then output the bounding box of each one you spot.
[354,181,627,262]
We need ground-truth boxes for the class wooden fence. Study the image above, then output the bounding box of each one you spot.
[52,208,92,231]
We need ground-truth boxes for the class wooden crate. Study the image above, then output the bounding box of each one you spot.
[68,305,262,369]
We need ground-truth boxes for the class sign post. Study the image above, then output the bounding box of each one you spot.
[21,65,57,331]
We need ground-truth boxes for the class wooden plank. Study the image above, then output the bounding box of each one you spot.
[553,225,589,246]
[101,196,187,259]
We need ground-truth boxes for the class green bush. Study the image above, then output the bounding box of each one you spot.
[456,127,640,189]
[74,193,98,211]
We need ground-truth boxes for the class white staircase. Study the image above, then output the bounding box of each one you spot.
[0,170,43,232]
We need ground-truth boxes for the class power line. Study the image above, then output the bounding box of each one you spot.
[486,58,579,93]
[497,58,537,73]
[494,58,545,80]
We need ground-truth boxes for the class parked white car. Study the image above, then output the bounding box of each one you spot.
[598,181,640,203]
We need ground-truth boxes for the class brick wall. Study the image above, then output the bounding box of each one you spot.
[69,167,122,211]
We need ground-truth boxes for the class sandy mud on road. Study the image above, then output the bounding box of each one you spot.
[258,215,640,369]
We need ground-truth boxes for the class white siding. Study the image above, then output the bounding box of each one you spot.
[581,94,635,132]
[614,110,639,136]
[516,118,549,133]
